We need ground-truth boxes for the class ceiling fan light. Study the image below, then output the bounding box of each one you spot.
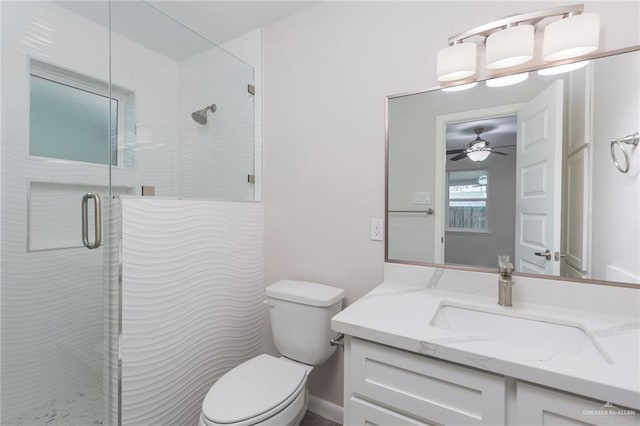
[486,24,534,70]
[467,150,491,162]
[437,43,477,82]
[543,13,600,61]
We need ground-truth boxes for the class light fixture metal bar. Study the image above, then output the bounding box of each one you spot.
[448,4,584,45]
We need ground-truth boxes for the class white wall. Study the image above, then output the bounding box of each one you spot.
[591,52,640,283]
[263,1,640,407]
[387,94,437,263]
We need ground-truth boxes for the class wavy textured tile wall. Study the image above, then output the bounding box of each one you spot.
[121,198,264,426]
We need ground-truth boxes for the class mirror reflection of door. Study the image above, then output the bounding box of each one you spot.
[439,82,565,273]
[515,80,564,275]
[387,51,640,284]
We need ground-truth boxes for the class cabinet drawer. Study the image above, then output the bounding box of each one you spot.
[350,397,432,426]
[351,338,505,425]
[517,381,640,426]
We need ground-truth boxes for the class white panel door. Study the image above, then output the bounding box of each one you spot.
[565,147,589,274]
[515,80,564,275]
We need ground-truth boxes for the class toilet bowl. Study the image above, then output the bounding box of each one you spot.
[199,280,345,426]
[199,355,311,426]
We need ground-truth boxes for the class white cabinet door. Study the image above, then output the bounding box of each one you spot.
[517,381,640,426]
[349,397,433,426]
[351,339,505,425]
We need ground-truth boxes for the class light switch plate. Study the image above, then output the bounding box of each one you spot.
[370,218,384,241]
[413,191,431,205]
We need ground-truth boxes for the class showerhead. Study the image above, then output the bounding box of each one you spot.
[191,104,217,125]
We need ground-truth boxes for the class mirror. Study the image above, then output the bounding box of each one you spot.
[387,48,640,285]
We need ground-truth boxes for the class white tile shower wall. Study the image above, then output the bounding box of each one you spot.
[107,198,122,426]
[120,198,264,425]
[0,1,175,420]
[263,0,640,408]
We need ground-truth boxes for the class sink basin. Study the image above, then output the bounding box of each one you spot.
[430,304,611,364]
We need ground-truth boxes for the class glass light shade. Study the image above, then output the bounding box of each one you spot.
[441,82,478,92]
[543,13,600,61]
[467,150,491,162]
[486,25,534,70]
[537,60,590,76]
[437,43,477,82]
[485,72,529,88]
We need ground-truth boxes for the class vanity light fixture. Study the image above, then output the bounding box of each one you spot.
[486,24,535,70]
[543,13,600,61]
[537,60,590,76]
[486,72,529,88]
[440,82,478,92]
[437,4,600,84]
[437,42,477,82]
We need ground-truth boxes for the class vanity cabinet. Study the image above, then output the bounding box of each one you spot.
[345,338,639,426]
[516,381,640,425]
[349,338,506,425]
[350,397,432,425]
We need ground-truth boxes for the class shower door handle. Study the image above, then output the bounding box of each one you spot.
[81,192,102,249]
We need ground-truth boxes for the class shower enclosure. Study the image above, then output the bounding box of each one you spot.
[1,1,255,424]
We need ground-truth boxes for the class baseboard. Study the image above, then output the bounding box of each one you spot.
[308,395,343,424]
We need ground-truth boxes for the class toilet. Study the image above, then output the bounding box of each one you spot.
[199,280,345,426]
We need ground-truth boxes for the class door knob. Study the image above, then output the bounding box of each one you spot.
[534,249,552,260]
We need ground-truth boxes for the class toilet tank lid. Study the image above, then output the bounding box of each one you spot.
[266,280,345,307]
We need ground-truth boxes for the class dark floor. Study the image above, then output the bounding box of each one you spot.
[300,410,341,426]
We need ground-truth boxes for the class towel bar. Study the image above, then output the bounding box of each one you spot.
[610,132,639,174]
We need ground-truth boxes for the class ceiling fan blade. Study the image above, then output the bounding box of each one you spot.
[446,149,466,155]
[492,144,517,149]
[491,151,508,156]
[450,153,468,161]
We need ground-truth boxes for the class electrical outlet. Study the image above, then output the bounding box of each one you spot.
[370,218,384,241]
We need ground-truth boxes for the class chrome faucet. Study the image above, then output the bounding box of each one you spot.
[497,256,514,307]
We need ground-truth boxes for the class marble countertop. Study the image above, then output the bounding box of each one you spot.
[331,276,640,409]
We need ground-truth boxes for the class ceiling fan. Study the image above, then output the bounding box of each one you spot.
[446,127,514,162]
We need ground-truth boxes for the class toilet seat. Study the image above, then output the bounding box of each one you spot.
[201,355,308,426]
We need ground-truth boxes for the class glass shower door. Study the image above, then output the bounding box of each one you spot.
[1,1,116,424]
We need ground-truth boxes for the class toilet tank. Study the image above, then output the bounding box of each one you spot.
[265,280,345,366]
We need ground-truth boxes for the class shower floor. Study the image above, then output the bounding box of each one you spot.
[8,380,104,426]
